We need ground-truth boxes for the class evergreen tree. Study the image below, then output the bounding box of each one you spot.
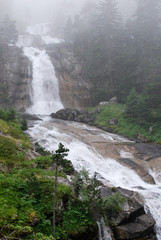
[125,88,139,118]
[91,0,121,82]
[0,15,18,44]
[52,143,69,240]
[59,0,161,106]
[73,170,104,219]
[7,108,16,121]
[136,94,150,121]
[21,118,28,131]
[81,0,96,17]
[126,0,161,88]
[64,16,73,41]
[144,82,161,108]
[134,0,161,41]
[85,0,123,103]
[125,88,150,121]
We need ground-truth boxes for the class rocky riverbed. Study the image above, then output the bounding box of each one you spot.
[27,116,160,240]
[51,108,161,184]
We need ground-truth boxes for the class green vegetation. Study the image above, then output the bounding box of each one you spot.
[0,107,17,121]
[0,109,31,173]
[89,103,161,143]
[72,169,125,222]
[0,172,72,240]
[0,108,128,239]
[35,142,51,156]
[21,118,28,131]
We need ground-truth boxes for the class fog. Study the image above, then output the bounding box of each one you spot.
[12,0,88,25]
[0,0,136,28]
[118,0,136,20]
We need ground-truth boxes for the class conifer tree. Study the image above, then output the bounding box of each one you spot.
[64,16,73,41]
[52,143,69,240]
[127,0,161,87]
[125,88,139,118]
[0,15,18,44]
[86,0,123,103]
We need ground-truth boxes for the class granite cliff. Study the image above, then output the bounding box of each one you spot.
[46,43,91,109]
[0,44,32,111]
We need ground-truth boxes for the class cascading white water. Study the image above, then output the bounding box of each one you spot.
[18,23,161,240]
[23,47,63,114]
[97,218,112,240]
[27,118,161,240]
[17,24,64,114]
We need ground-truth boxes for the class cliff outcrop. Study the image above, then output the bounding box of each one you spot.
[0,44,32,111]
[46,43,91,109]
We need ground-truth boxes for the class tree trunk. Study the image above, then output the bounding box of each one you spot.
[53,158,58,240]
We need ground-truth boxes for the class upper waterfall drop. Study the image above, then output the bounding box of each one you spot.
[17,23,64,115]
[24,47,64,114]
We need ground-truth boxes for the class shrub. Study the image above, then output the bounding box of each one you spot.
[62,200,93,235]
[104,193,125,215]
[21,118,28,131]
[34,156,53,169]
[35,142,51,156]
[0,136,19,159]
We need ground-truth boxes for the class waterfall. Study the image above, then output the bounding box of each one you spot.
[23,47,63,114]
[17,23,161,240]
[17,24,64,114]
[97,218,112,240]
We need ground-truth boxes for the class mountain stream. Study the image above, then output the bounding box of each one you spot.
[17,24,161,240]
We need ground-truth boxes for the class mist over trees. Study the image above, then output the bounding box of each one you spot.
[0,0,160,113]
[62,0,161,110]
[0,0,136,29]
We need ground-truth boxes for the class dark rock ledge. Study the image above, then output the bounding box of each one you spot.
[101,187,157,240]
[51,108,101,127]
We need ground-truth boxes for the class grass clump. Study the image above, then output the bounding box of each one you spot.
[93,104,161,143]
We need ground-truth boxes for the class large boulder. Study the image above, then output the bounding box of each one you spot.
[19,113,42,121]
[51,108,95,124]
[109,96,118,104]
[115,214,155,239]
[112,199,145,226]
[99,97,118,106]
[51,108,80,121]
[108,118,118,125]
[101,187,156,240]
[99,101,109,106]
[136,135,148,143]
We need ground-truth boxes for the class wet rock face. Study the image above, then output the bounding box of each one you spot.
[0,45,32,111]
[129,143,161,173]
[115,214,156,240]
[101,187,157,240]
[113,199,145,226]
[46,43,91,109]
[19,113,42,121]
[51,108,96,125]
